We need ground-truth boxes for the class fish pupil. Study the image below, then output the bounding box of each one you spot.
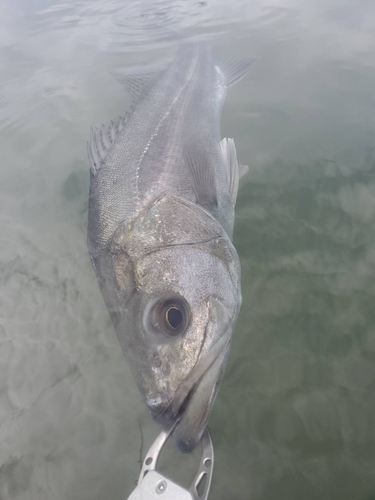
[166,306,183,329]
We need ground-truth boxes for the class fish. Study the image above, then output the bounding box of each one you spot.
[87,42,253,452]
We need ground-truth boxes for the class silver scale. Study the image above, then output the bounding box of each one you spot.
[127,421,214,500]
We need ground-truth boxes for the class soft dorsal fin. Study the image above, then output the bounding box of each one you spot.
[112,65,164,101]
[87,115,128,176]
[184,145,218,207]
[217,57,257,87]
[220,138,248,204]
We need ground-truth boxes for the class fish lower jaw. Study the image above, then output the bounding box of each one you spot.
[148,336,230,452]
[159,352,227,452]
[160,385,203,453]
[153,381,197,429]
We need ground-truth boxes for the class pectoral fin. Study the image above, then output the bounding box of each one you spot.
[184,145,218,207]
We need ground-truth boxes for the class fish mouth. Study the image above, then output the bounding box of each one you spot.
[153,342,229,453]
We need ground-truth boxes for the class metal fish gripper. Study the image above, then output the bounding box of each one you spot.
[127,421,214,500]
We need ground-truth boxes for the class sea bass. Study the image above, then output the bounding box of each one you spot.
[87,43,252,452]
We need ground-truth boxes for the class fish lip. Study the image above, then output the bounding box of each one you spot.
[153,375,201,428]
[170,378,199,422]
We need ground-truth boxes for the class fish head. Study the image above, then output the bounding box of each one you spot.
[135,243,241,451]
[94,195,242,452]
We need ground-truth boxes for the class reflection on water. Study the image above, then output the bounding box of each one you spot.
[1,0,375,499]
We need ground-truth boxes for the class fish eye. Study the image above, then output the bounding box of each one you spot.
[145,297,190,338]
[165,306,183,329]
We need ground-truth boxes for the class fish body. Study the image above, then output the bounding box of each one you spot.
[87,43,252,452]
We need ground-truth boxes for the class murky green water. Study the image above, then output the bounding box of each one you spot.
[1,1,375,499]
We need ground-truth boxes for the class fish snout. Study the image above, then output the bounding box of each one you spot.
[146,395,171,420]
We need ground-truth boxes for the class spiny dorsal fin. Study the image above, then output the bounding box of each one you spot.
[184,145,218,207]
[87,115,128,176]
[220,138,248,204]
[217,57,257,88]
